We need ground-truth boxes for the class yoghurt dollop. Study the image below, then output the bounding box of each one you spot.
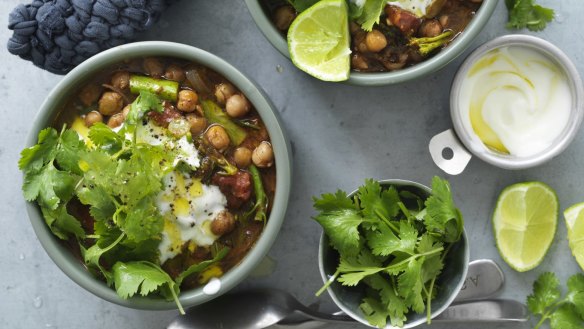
[458,45,572,157]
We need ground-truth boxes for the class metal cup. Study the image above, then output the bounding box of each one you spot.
[430,35,584,175]
[317,179,469,328]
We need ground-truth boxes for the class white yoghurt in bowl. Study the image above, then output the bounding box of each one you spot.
[458,46,572,157]
[449,35,584,170]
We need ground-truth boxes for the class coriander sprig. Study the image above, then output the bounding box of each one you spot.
[506,0,555,31]
[528,272,584,329]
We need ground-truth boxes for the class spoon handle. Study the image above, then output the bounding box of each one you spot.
[276,259,508,328]
[432,299,528,323]
[276,299,528,328]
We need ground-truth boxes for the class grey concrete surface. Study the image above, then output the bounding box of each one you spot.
[0,0,581,328]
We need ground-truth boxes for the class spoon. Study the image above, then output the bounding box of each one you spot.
[168,259,507,329]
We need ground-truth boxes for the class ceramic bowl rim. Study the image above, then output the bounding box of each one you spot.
[244,0,499,86]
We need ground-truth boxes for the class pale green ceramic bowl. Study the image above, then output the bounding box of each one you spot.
[23,41,292,310]
[318,179,469,328]
[245,0,499,86]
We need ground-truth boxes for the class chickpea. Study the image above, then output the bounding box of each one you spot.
[186,113,207,135]
[365,29,387,53]
[439,15,449,28]
[252,141,274,168]
[274,5,296,31]
[214,83,236,105]
[211,211,236,236]
[418,20,442,38]
[84,110,103,127]
[177,90,199,112]
[206,125,230,151]
[121,104,131,118]
[351,54,369,70]
[98,91,124,115]
[111,71,130,90]
[164,64,185,82]
[225,94,250,118]
[143,57,164,77]
[79,84,100,106]
[107,112,125,128]
[233,147,252,168]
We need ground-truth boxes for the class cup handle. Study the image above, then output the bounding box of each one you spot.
[429,129,472,175]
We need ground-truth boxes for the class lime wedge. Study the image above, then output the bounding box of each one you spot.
[493,182,558,272]
[287,0,351,82]
[564,202,584,271]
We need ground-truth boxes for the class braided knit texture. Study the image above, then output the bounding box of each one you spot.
[7,0,170,74]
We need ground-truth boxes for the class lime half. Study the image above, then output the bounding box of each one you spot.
[493,182,558,272]
[564,202,584,271]
[287,0,351,82]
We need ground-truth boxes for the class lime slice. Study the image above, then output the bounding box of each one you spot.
[564,202,584,271]
[287,0,351,82]
[493,182,558,272]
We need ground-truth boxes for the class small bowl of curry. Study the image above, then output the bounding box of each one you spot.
[20,42,292,311]
[245,0,497,85]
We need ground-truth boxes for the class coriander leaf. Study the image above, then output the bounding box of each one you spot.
[527,5,555,31]
[88,123,123,154]
[337,248,384,286]
[176,247,230,285]
[18,128,59,172]
[527,272,561,315]
[360,297,389,328]
[287,0,319,12]
[418,234,444,283]
[366,221,417,256]
[567,274,584,318]
[313,190,356,212]
[121,196,164,242]
[358,179,400,224]
[313,208,363,257]
[424,176,463,243]
[55,129,87,175]
[364,274,408,327]
[353,0,386,32]
[117,153,164,207]
[84,232,125,266]
[77,184,116,222]
[23,163,77,209]
[41,205,85,240]
[398,256,425,313]
[113,261,174,299]
[126,91,164,125]
[550,304,583,329]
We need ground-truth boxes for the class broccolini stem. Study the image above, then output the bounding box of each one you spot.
[129,75,179,101]
[201,100,248,146]
[250,164,268,223]
[409,31,454,56]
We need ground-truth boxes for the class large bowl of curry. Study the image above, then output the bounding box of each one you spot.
[245,0,498,86]
[22,41,292,310]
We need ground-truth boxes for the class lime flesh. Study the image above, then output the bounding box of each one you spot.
[287,0,351,82]
[493,182,558,272]
[564,203,584,271]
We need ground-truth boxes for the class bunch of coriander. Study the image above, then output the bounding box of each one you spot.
[312,177,464,328]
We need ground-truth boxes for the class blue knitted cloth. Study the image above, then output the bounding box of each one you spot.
[7,0,171,74]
